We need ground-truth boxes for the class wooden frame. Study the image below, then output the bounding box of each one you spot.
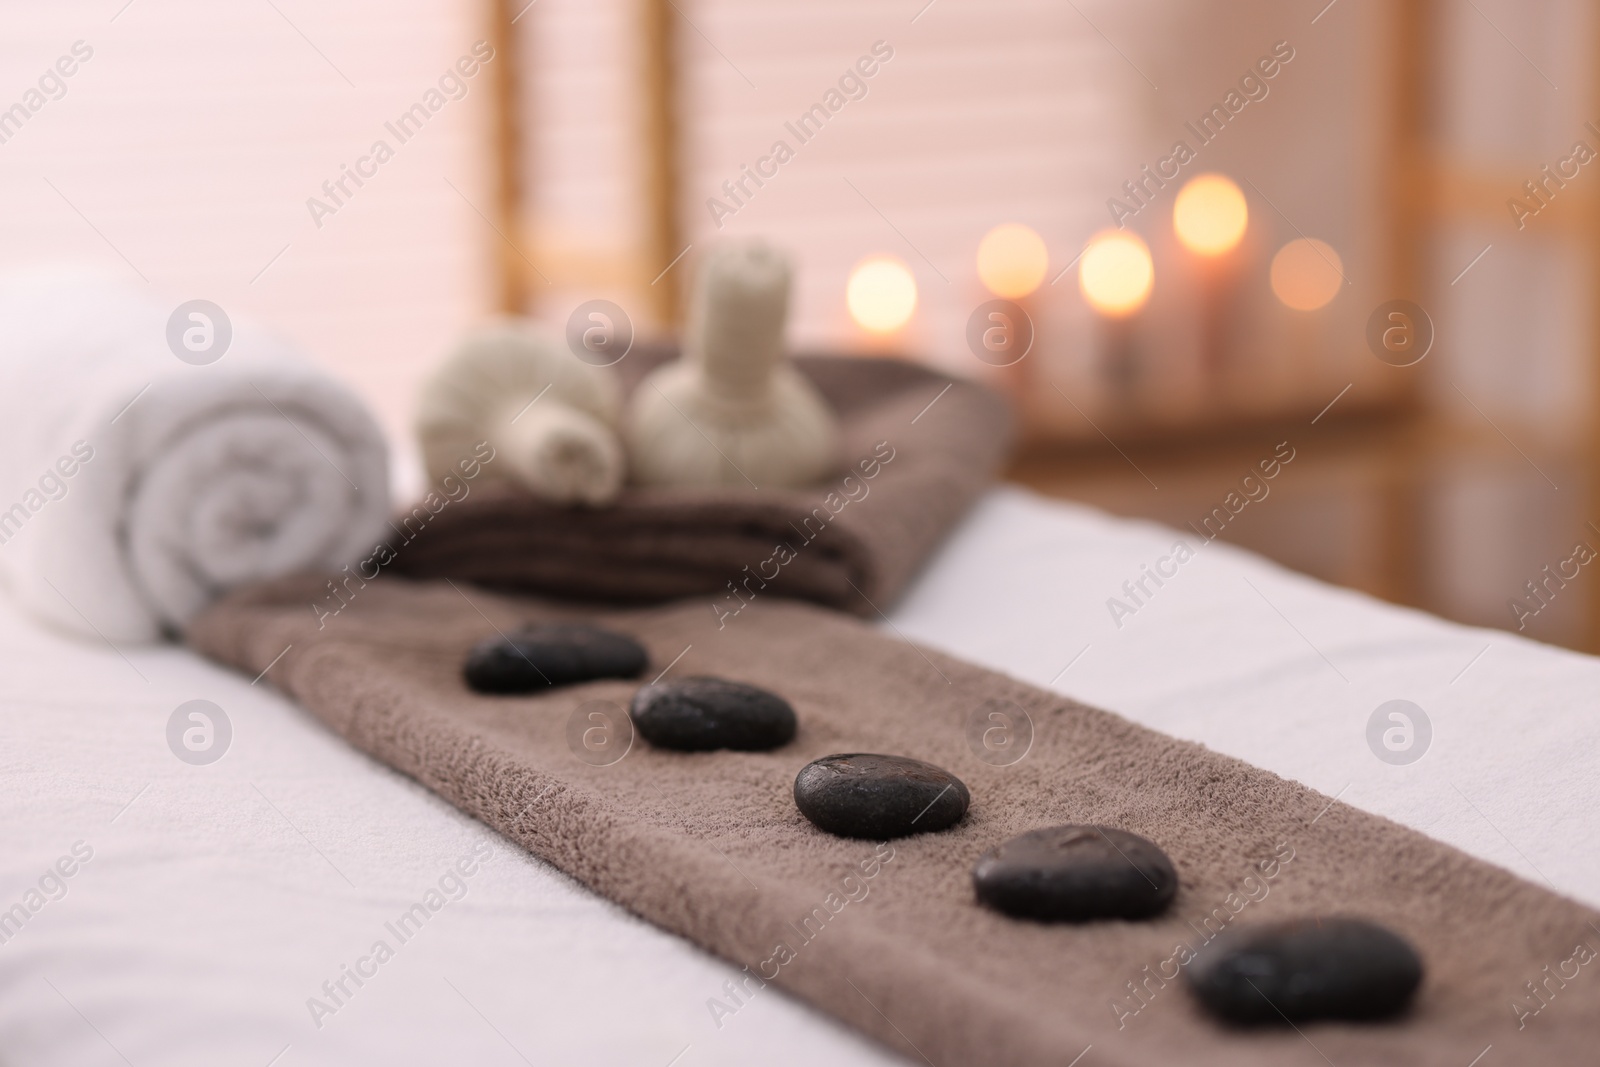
[639,0,683,328]
[485,0,684,327]
[487,0,525,313]
[1370,0,1432,610]
[1396,0,1600,649]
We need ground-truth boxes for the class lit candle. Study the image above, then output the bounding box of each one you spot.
[1079,230,1154,398]
[1270,238,1343,311]
[975,223,1048,386]
[977,223,1049,300]
[846,255,918,339]
[1173,173,1248,389]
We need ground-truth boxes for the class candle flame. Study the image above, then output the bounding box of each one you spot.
[1079,231,1154,317]
[1173,174,1248,257]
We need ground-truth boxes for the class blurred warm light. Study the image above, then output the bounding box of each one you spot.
[1270,238,1344,310]
[1079,231,1154,318]
[847,256,918,334]
[976,223,1049,299]
[1173,174,1248,257]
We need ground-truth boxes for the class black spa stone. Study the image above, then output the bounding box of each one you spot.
[793,753,969,839]
[463,623,647,693]
[629,677,797,751]
[972,825,1177,921]
[1185,917,1424,1025]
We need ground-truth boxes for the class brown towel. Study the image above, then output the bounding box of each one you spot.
[390,350,1014,616]
[189,576,1600,1067]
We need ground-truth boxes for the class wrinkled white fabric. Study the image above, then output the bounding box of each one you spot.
[0,486,1595,1065]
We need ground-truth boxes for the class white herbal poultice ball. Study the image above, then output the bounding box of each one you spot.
[416,318,624,505]
[625,241,838,489]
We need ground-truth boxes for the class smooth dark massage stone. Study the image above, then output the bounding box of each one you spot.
[463,623,647,694]
[972,825,1177,921]
[629,677,797,752]
[793,753,969,839]
[1186,917,1424,1025]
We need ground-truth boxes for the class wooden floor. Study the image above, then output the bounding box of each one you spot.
[1007,411,1597,654]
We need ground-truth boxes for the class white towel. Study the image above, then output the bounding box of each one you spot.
[0,271,389,644]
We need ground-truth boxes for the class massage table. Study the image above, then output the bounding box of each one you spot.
[2,485,1594,1065]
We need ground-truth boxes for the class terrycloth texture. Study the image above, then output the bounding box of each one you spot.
[190,575,1600,1067]
[0,271,389,643]
[392,347,1011,615]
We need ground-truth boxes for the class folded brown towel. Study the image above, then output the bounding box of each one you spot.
[190,576,1599,1066]
[391,350,1014,616]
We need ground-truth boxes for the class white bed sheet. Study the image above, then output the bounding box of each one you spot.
[2,485,1596,1067]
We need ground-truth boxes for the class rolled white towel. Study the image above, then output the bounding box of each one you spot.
[0,271,390,643]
